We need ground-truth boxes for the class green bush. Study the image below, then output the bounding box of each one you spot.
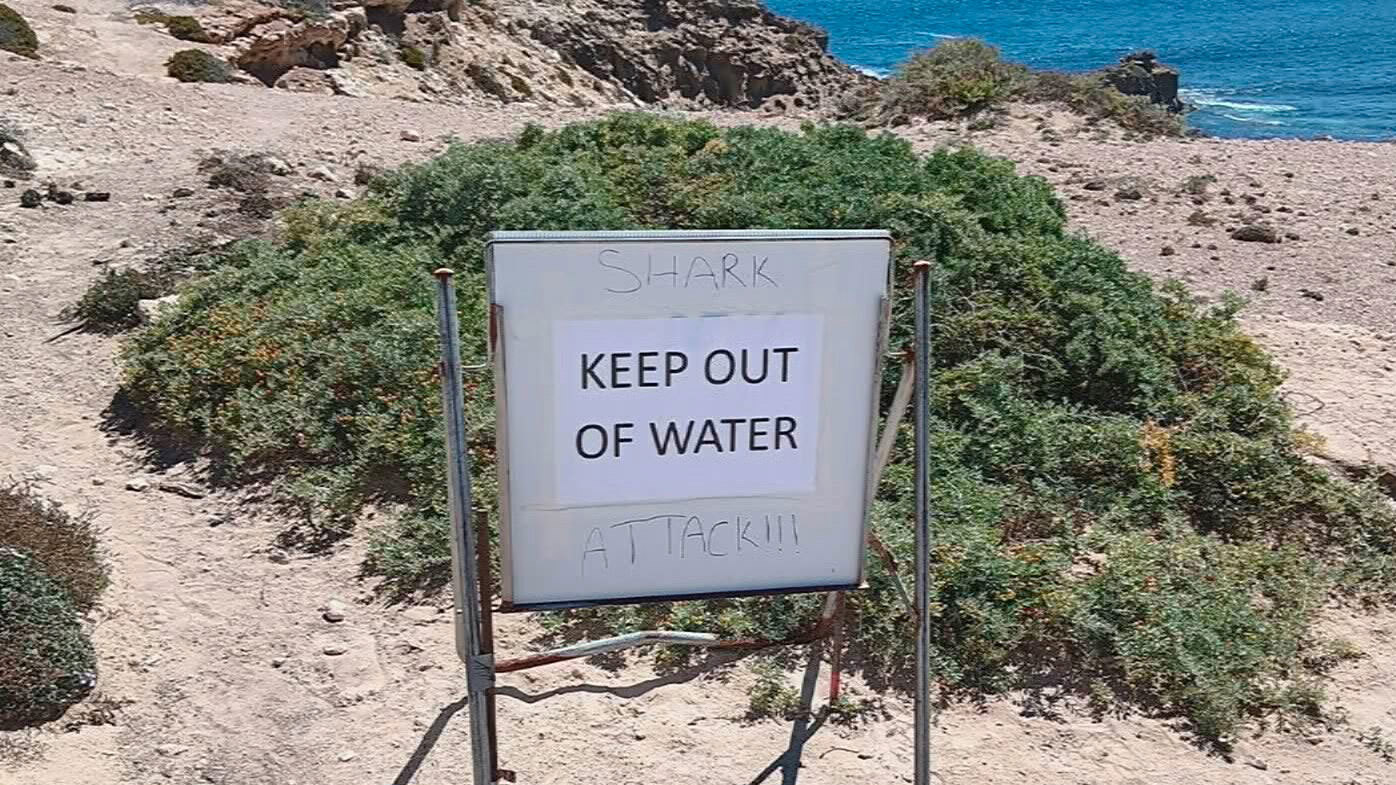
[0,549,97,729]
[883,39,1025,119]
[400,45,427,71]
[165,15,213,44]
[0,3,38,59]
[873,39,1187,137]
[117,114,1396,741]
[0,484,107,611]
[166,49,232,84]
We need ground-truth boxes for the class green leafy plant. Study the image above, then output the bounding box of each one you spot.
[115,114,1396,741]
[166,48,232,84]
[747,659,803,720]
[0,3,38,59]
[0,549,97,729]
[165,15,213,43]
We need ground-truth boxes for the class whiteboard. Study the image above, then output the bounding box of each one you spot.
[487,230,891,609]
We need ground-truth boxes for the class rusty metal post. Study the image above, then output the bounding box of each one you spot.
[434,268,496,785]
[475,510,501,782]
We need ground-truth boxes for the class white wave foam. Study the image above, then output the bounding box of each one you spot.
[854,65,890,79]
[1192,97,1298,113]
[1221,113,1287,126]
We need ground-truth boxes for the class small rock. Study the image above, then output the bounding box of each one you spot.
[20,189,42,208]
[53,3,77,12]
[334,187,355,200]
[264,157,293,176]
[1250,277,1269,292]
[50,190,75,206]
[91,477,106,486]
[172,187,195,198]
[1113,186,1145,202]
[1285,231,1302,241]
[1159,245,1176,257]
[1346,226,1361,236]
[155,744,189,757]
[337,751,357,762]
[125,478,150,492]
[1300,289,1325,302]
[158,479,206,499]
[402,606,441,624]
[323,644,349,656]
[1082,179,1107,191]
[27,464,58,482]
[307,166,337,183]
[400,129,422,142]
[271,657,287,668]
[138,294,182,325]
[268,551,290,564]
[322,599,349,623]
[83,192,111,202]
[1231,224,1280,243]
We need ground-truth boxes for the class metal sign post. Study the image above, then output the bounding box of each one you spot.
[434,268,498,785]
[912,260,933,785]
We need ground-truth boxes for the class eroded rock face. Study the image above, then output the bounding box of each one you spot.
[172,0,870,110]
[1104,51,1184,112]
[515,0,867,110]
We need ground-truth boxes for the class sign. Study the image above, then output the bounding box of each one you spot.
[487,230,891,609]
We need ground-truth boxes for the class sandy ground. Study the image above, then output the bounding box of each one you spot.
[4,3,1396,783]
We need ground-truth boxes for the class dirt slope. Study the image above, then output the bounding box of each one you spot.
[3,3,1396,784]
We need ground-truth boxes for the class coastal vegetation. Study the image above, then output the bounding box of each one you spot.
[864,39,1187,136]
[1,483,107,729]
[0,3,38,59]
[111,113,1395,743]
[165,49,233,84]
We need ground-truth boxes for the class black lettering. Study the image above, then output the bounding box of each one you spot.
[739,517,761,552]
[599,249,641,294]
[720,418,743,451]
[582,527,608,574]
[610,353,632,389]
[681,516,706,558]
[685,256,719,291]
[651,421,695,455]
[694,419,723,453]
[708,520,731,557]
[611,514,684,565]
[576,424,607,459]
[648,253,678,286]
[581,354,605,389]
[613,422,634,458]
[753,256,778,287]
[721,253,746,287]
[773,347,798,382]
[637,352,660,387]
[774,416,798,449]
[740,348,769,384]
[705,350,735,384]
[748,417,770,451]
[665,352,688,386]
[790,514,800,548]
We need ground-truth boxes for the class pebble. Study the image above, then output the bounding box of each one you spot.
[337,751,357,762]
[335,187,355,200]
[155,744,189,757]
[322,599,349,623]
[28,464,57,482]
[91,477,106,486]
[307,166,337,183]
[323,644,349,656]
[400,129,422,142]
[158,479,206,498]
[172,187,195,198]
[125,478,150,492]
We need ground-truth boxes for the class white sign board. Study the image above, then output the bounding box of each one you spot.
[487,230,891,609]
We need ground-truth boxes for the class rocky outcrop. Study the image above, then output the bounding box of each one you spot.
[513,0,868,110]
[1103,51,1183,112]
[163,0,869,111]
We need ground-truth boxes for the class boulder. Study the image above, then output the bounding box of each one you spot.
[1103,51,1184,112]
[138,294,182,324]
[274,66,337,94]
[1230,223,1280,243]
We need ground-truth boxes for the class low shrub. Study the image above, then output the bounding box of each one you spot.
[165,15,213,44]
[166,49,231,84]
[0,3,38,59]
[400,45,427,71]
[0,549,97,729]
[116,114,1396,741]
[66,248,225,333]
[0,483,107,611]
[874,39,1187,137]
[882,39,1025,119]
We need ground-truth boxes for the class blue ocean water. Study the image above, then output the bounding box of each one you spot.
[766,0,1396,141]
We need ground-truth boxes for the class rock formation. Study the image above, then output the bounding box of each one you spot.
[159,0,870,110]
[1103,51,1183,112]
